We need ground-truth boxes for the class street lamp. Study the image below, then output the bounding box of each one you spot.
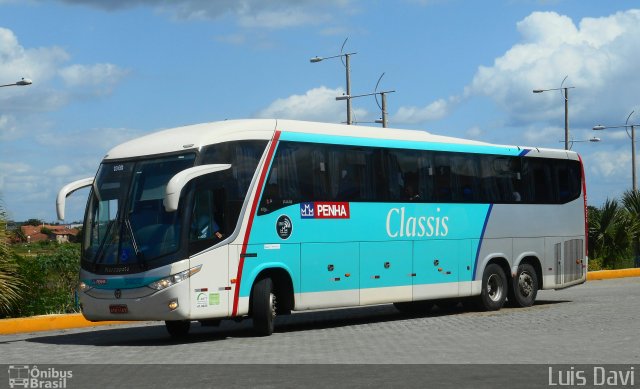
[336,90,396,127]
[533,76,574,150]
[310,38,356,125]
[593,110,640,191]
[559,136,600,150]
[0,77,32,88]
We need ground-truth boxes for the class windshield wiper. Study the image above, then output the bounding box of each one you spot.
[124,218,145,267]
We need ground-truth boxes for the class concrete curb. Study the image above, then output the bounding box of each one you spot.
[1,268,638,335]
[0,313,131,335]
[587,268,640,281]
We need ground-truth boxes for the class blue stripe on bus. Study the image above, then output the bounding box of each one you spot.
[279,132,524,156]
[80,276,162,290]
[519,149,531,156]
[472,203,494,280]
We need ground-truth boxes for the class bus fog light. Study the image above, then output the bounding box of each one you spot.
[168,300,179,310]
[78,281,91,292]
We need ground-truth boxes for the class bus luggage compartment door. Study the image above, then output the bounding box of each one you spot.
[300,242,359,309]
[359,241,412,305]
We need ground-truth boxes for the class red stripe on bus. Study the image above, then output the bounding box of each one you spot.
[578,154,588,259]
[231,130,281,316]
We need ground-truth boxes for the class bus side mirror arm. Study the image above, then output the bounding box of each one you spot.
[164,164,232,212]
[56,177,94,220]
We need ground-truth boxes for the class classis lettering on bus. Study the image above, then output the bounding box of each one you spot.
[386,207,449,238]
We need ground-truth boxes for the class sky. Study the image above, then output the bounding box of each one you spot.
[1,0,640,222]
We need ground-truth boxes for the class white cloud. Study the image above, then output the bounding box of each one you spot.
[54,0,353,28]
[255,86,368,123]
[0,27,129,137]
[393,97,458,124]
[465,10,640,128]
[589,149,631,178]
[465,126,483,139]
[45,165,73,177]
[59,63,129,94]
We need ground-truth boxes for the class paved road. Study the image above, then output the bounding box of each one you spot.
[1,278,638,388]
[1,277,638,364]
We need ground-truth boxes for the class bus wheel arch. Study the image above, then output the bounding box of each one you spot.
[249,267,294,317]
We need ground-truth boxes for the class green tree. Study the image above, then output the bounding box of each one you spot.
[15,243,81,316]
[588,199,637,269]
[24,218,43,226]
[0,202,24,317]
[622,189,640,267]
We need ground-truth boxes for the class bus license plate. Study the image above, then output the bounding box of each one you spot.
[109,304,128,314]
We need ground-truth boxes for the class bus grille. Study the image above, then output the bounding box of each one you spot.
[555,239,584,284]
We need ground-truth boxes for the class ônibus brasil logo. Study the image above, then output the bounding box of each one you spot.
[8,365,73,388]
[300,202,350,219]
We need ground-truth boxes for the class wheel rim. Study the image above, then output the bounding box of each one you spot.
[269,292,277,319]
[487,273,504,302]
[518,271,534,297]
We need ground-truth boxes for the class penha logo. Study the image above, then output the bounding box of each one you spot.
[300,202,350,219]
[300,202,315,218]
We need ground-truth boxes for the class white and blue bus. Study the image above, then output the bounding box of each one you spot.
[57,119,587,337]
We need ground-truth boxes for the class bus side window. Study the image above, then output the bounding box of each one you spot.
[528,159,553,204]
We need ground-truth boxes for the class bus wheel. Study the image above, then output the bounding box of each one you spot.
[508,263,538,308]
[252,277,276,336]
[477,264,507,311]
[393,301,433,314]
[165,320,190,338]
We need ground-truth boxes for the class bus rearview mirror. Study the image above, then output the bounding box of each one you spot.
[164,164,232,212]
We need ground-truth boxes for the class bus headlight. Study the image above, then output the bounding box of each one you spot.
[148,265,202,291]
[78,281,91,292]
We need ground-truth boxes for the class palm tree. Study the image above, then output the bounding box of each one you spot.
[0,201,23,316]
[622,189,640,267]
[588,199,637,269]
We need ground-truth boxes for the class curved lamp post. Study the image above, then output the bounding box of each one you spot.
[310,39,356,125]
[593,110,640,191]
[533,76,574,150]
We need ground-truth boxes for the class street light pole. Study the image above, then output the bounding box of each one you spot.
[345,53,352,125]
[564,87,569,151]
[310,38,356,125]
[533,76,574,151]
[593,110,640,191]
[336,90,396,127]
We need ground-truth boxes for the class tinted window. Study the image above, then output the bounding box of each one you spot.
[257,140,582,214]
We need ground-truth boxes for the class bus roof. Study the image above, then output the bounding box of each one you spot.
[104,119,575,160]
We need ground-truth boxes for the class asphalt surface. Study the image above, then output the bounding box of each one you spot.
[1,278,638,388]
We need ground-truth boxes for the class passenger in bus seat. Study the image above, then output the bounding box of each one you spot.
[192,213,223,240]
[403,173,421,201]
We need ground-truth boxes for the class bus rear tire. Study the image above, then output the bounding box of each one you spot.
[508,263,538,308]
[165,320,190,338]
[477,263,507,311]
[252,277,276,336]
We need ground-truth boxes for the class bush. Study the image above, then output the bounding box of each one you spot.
[12,243,81,317]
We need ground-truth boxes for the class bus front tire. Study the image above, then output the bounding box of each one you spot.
[252,277,276,336]
[508,263,538,308]
[165,320,190,338]
[477,263,507,311]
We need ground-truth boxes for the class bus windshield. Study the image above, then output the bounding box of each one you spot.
[83,154,196,268]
